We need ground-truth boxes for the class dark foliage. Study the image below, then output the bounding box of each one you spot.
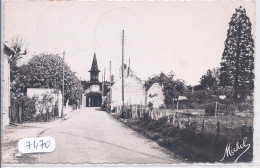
[145,72,185,107]
[129,116,253,162]
[12,54,83,104]
[199,70,218,90]
[13,95,37,122]
[220,6,254,100]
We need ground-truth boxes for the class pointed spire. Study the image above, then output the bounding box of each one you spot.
[89,53,100,72]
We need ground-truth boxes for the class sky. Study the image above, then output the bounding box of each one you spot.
[4,0,255,85]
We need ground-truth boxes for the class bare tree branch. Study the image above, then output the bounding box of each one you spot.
[9,35,28,63]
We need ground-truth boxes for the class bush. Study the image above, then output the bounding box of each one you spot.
[159,104,166,109]
[129,113,253,162]
[148,102,153,108]
[205,103,216,116]
[34,113,47,122]
[238,103,253,112]
[54,101,59,116]
[16,95,37,121]
[150,132,161,140]
[158,116,168,124]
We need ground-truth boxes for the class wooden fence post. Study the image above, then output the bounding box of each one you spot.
[174,112,177,127]
[138,106,139,119]
[170,114,173,123]
[217,121,220,140]
[202,120,205,132]
[249,126,253,144]
[177,115,180,130]
[18,106,22,123]
[130,105,133,118]
[241,124,246,138]
[46,106,49,122]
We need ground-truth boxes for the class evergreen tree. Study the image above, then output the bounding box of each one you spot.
[199,70,217,90]
[219,6,254,100]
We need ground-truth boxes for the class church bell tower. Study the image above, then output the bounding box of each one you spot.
[89,53,100,82]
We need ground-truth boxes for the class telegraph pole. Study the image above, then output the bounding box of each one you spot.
[104,68,106,82]
[121,30,125,110]
[109,61,112,107]
[128,57,130,76]
[61,51,65,118]
[103,68,106,106]
[102,75,104,96]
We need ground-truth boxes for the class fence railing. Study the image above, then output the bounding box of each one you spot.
[112,104,253,142]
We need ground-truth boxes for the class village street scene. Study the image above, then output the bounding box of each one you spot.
[2,1,255,164]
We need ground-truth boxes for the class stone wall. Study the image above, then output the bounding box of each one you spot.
[27,88,62,117]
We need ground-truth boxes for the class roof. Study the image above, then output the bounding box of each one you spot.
[89,53,100,72]
[3,43,15,56]
[148,82,163,90]
[178,96,188,101]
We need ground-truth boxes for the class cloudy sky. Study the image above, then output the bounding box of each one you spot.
[4,0,255,85]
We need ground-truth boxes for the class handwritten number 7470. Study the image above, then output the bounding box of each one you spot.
[25,140,51,150]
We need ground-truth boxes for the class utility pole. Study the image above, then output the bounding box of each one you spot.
[109,61,112,107]
[128,58,130,76]
[121,30,125,110]
[104,68,106,82]
[102,75,104,96]
[103,68,106,106]
[61,51,65,118]
[215,101,218,117]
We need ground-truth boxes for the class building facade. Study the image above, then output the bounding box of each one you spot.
[109,64,147,110]
[147,83,165,108]
[83,53,102,107]
[2,44,15,127]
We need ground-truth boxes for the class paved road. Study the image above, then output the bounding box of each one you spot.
[28,107,181,163]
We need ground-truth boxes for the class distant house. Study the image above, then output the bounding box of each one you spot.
[147,83,165,108]
[178,96,188,101]
[27,88,62,116]
[109,64,146,110]
[175,95,189,109]
[2,44,15,127]
[219,95,226,100]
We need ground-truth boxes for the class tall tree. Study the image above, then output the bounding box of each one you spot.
[199,70,217,90]
[12,54,83,103]
[219,6,254,100]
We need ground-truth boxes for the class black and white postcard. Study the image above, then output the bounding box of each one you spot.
[1,0,259,166]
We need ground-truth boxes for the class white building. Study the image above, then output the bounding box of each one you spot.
[147,83,165,108]
[110,64,146,109]
[2,44,15,127]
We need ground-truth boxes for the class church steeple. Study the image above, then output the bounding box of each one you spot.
[89,53,100,82]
